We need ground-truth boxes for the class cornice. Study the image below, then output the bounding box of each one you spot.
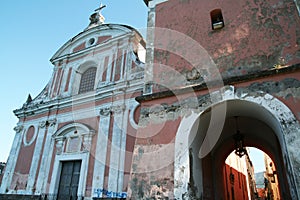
[136,63,300,102]
[13,81,144,119]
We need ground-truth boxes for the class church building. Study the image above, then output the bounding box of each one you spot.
[1,0,300,199]
[0,4,145,199]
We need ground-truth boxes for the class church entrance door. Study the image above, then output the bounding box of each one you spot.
[57,160,81,200]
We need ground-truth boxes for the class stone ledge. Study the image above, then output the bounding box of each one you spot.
[137,63,300,102]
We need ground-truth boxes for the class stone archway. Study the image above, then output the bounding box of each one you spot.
[174,86,300,199]
[208,115,290,199]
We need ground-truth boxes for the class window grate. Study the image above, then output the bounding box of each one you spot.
[78,67,97,94]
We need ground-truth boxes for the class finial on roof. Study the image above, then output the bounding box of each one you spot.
[88,2,106,28]
[26,94,32,104]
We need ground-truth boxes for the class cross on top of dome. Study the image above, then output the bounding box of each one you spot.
[88,2,106,28]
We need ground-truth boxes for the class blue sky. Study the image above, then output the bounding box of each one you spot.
[0,0,266,173]
[0,0,148,162]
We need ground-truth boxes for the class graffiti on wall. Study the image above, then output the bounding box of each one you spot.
[94,188,127,198]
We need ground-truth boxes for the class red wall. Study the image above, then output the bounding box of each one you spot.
[152,0,300,92]
[11,126,36,190]
[223,164,249,200]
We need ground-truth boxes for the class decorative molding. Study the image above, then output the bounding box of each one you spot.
[13,125,24,133]
[99,104,126,116]
[39,119,56,128]
[55,137,65,155]
[129,102,140,129]
[53,122,95,155]
[21,86,50,110]
[48,119,57,126]
[39,121,47,128]
[23,126,38,147]
[82,133,94,151]
[111,104,126,114]
[99,107,111,116]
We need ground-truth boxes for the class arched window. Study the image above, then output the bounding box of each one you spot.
[78,67,97,94]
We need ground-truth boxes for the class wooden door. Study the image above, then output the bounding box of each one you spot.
[57,160,81,200]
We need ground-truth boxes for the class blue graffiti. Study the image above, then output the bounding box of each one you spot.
[94,188,127,198]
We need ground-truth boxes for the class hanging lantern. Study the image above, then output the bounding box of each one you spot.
[233,131,247,157]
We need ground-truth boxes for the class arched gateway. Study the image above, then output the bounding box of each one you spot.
[174,86,300,199]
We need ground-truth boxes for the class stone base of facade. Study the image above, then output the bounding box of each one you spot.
[0,194,41,200]
[0,194,127,200]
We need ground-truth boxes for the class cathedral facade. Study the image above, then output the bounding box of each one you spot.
[0,7,145,199]
[1,0,300,199]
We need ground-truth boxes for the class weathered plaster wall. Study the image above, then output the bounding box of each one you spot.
[128,147,175,199]
[128,118,181,199]
[129,71,300,198]
[149,0,300,92]
[172,84,300,199]
[240,78,300,118]
[236,72,300,121]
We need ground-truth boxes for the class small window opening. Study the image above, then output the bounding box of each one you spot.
[88,38,95,46]
[210,9,224,30]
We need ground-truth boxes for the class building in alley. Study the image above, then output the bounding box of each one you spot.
[1,0,300,199]
[264,153,280,199]
[223,149,257,200]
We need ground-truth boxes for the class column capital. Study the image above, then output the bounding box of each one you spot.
[48,119,57,126]
[111,104,126,114]
[99,107,111,116]
[39,121,47,128]
[13,125,23,133]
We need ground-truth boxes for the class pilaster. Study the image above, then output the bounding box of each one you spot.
[91,106,111,198]
[35,119,57,194]
[0,125,24,193]
[26,122,47,193]
[108,104,127,193]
